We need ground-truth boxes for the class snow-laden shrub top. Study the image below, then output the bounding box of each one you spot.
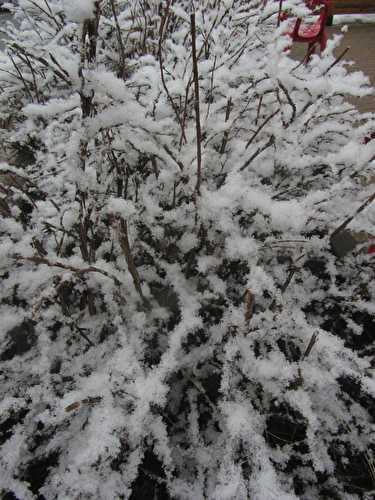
[0,1,374,499]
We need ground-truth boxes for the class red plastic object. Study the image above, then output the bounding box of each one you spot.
[281,0,332,60]
[368,244,375,255]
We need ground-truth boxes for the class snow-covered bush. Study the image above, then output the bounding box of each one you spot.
[0,1,374,498]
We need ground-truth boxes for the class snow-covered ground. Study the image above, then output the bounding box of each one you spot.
[333,14,375,25]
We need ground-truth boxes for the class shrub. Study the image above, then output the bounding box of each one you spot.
[0,1,374,498]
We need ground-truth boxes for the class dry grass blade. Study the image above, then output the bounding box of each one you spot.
[244,288,255,324]
[301,332,319,360]
[65,396,102,413]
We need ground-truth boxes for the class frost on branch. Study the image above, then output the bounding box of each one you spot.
[0,1,374,499]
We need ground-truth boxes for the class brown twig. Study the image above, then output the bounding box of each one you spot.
[220,98,233,155]
[278,80,296,126]
[117,218,149,306]
[65,396,102,412]
[158,1,187,143]
[270,253,305,310]
[279,265,298,294]
[323,47,350,76]
[205,55,216,121]
[244,289,255,324]
[245,109,280,150]
[9,54,34,102]
[255,95,263,125]
[190,12,203,196]
[26,0,62,31]
[9,43,71,85]
[16,255,122,286]
[239,135,275,172]
[49,52,70,79]
[109,0,127,79]
[13,49,41,103]
[331,191,375,237]
[179,79,193,148]
[75,325,95,346]
[163,144,184,171]
[301,332,319,360]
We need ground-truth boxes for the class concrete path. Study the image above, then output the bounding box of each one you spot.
[330,23,375,114]
[292,22,375,114]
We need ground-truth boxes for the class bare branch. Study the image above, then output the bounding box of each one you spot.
[245,108,280,150]
[117,218,149,306]
[190,12,202,196]
[16,256,122,286]
[239,135,275,172]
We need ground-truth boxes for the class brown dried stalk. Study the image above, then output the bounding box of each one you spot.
[75,325,95,346]
[239,135,275,172]
[191,12,202,195]
[12,48,41,103]
[109,0,127,79]
[255,95,263,125]
[220,98,233,155]
[296,332,319,387]
[279,265,298,294]
[16,255,122,286]
[9,54,34,102]
[205,55,217,121]
[65,396,102,413]
[26,0,62,31]
[301,332,319,360]
[323,47,350,76]
[0,170,38,208]
[158,1,187,143]
[117,218,148,306]
[270,253,305,311]
[331,191,375,238]
[278,80,296,126]
[244,288,255,324]
[49,52,70,80]
[163,144,184,171]
[10,43,71,86]
[179,80,193,149]
[245,108,280,150]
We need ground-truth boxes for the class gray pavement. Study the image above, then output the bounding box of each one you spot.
[333,23,375,114]
[291,22,375,114]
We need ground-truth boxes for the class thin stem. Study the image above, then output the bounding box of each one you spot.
[245,109,279,150]
[239,135,275,172]
[191,12,202,195]
[331,191,375,237]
